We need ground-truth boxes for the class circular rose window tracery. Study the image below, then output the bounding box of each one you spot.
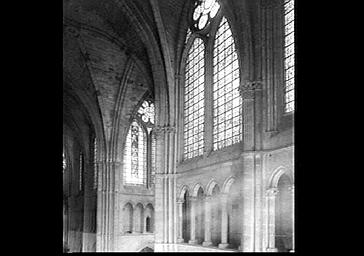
[192,0,220,31]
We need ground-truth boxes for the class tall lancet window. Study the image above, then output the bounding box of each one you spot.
[123,99,155,187]
[212,17,242,150]
[182,0,244,160]
[184,38,205,159]
[124,121,147,185]
[284,0,295,113]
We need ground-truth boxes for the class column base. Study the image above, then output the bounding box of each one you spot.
[218,243,229,249]
[289,249,295,253]
[177,238,185,243]
[267,247,278,252]
[188,240,197,245]
[202,241,213,247]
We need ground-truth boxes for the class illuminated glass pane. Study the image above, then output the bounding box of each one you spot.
[124,121,147,185]
[213,17,242,150]
[192,0,220,30]
[199,14,208,29]
[151,132,156,186]
[284,0,295,113]
[184,38,205,159]
[137,100,155,124]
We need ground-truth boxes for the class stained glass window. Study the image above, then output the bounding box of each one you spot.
[186,28,192,44]
[137,100,155,124]
[192,0,220,30]
[212,17,242,150]
[151,132,156,186]
[184,38,205,159]
[124,121,147,185]
[284,0,295,113]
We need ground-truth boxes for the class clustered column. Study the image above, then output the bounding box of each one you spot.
[266,188,278,252]
[289,185,294,252]
[178,193,239,249]
[176,199,184,243]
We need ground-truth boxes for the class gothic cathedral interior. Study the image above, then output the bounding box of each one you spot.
[63,0,295,252]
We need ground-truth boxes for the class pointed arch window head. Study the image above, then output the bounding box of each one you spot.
[184,37,205,160]
[192,0,220,30]
[124,121,147,185]
[284,0,295,113]
[137,100,155,125]
[212,17,242,150]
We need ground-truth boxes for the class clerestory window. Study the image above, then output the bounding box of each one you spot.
[284,0,295,113]
[123,99,156,187]
[183,0,241,160]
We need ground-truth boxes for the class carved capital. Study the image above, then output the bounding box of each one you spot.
[266,187,279,198]
[177,199,185,204]
[288,185,295,193]
[204,195,213,201]
[239,80,263,99]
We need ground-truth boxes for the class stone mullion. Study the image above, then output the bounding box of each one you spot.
[204,37,214,156]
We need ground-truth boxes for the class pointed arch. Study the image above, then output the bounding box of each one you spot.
[191,183,205,197]
[206,179,220,196]
[268,166,294,189]
[178,185,191,200]
[222,176,237,194]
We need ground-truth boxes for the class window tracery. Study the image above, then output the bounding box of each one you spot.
[191,0,221,31]
[183,1,242,158]
[284,0,295,113]
[124,99,156,187]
